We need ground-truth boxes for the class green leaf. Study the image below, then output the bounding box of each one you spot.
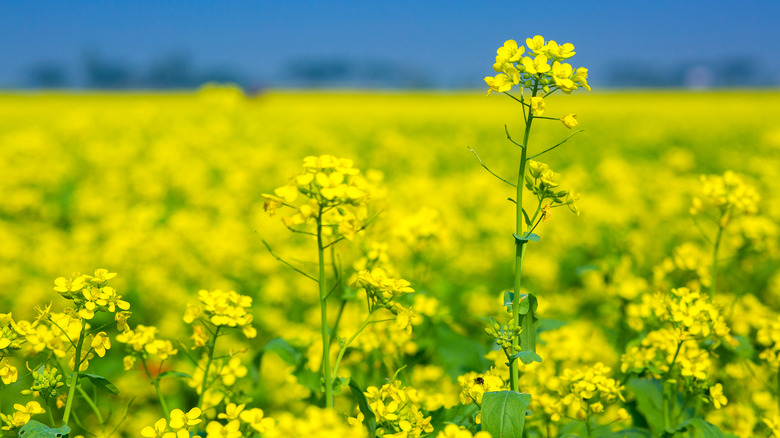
[81,373,119,395]
[672,418,729,437]
[512,232,540,243]
[627,378,663,434]
[510,351,542,365]
[332,376,351,396]
[263,338,304,366]
[481,390,532,438]
[18,420,70,438]
[349,379,377,438]
[157,370,192,381]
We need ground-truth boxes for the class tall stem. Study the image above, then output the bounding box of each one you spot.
[62,324,86,426]
[142,358,170,419]
[197,325,220,411]
[710,223,725,298]
[510,83,537,392]
[317,214,334,408]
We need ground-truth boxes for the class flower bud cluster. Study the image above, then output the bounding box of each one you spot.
[558,363,624,419]
[20,365,64,398]
[355,380,433,438]
[485,316,520,350]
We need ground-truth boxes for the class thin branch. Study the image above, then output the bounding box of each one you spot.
[259,237,319,282]
[285,225,317,236]
[527,130,585,160]
[690,215,713,246]
[504,92,530,107]
[504,125,525,148]
[468,147,517,188]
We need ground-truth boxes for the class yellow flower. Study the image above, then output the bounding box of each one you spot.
[484,73,514,94]
[530,97,545,116]
[91,331,111,357]
[217,403,245,421]
[10,401,45,427]
[551,61,576,93]
[561,113,578,129]
[169,407,202,429]
[0,360,18,384]
[205,420,242,438]
[709,383,728,409]
[526,35,546,54]
[141,418,168,438]
[495,39,524,66]
[240,408,275,433]
[522,55,551,75]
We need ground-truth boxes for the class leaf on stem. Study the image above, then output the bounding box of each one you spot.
[481,390,532,438]
[81,373,120,395]
[18,420,71,438]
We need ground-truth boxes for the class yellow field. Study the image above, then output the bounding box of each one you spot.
[1,89,779,437]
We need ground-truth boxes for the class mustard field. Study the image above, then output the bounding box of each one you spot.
[1,87,780,437]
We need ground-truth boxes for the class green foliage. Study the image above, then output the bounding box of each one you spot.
[348,379,377,438]
[481,391,532,438]
[81,373,119,395]
[17,421,70,438]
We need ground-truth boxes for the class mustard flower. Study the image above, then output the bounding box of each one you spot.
[530,96,545,116]
[561,113,578,129]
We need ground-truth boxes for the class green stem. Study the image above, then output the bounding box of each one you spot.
[77,386,105,434]
[142,357,170,420]
[332,313,373,378]
[317,214,334,408]
[46,398,56,426]
[197,325,220,411]
[585,404,592,438]
[710,223,725,298]
[662,379,671,433]
[62,324,86,426]
[511,82,538,392]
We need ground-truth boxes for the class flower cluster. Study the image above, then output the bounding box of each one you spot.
[20,364,64,398]
[116,324,178,369]
[190,355,248,410]
[351,268,418,333]
[690,171,760,225]
[354,380,433,438]
[436,424,492,438]
[485,36,590,99]
[270,406,366,438]
[621,328,713,383]
[262,155,373,240]
[757,316,780,367]
[458,368,509,409]
[201,403,274,437]
[0,401,46,430]
[53,269,130,321]
[184,289,257,339]
[526,160,580,216]
[627,287,730,339]
[558,363,625,420]
[142,407,202,438]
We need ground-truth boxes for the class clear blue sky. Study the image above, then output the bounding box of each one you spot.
[2,0,779,88]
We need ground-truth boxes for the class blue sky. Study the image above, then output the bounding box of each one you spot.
[2,0,779,88]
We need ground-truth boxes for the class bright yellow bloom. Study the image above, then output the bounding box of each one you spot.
[484,74,514,94]
[561,113,578,129]
[526,35,546,54]
[709,383,728,409]
[522,55,551,75]
[90,331,111,357]
[551,61,576,92]
[205,420,242,438]
[8,402,45,428]
[169,407,202,429]
[0,360,18,384]
[494,39,524,66]
[240,408,275,433]
[530,96,545,116]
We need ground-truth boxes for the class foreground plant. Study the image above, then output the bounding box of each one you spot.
[474,35,588,436]
[263,155,418,411]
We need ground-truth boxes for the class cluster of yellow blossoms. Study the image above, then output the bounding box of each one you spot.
[116,324,178,370]
[53,269,130,321]
[351,268,417,333]
[0,401,46,430]
[557,363,626,420]
[142,407,202,438]
[690,170,760,225]
[526,160,581,216]
[628,287,730,338]
[352,380,433,438]
[485,36,590,112]
[262,155,373,240]
[272,406,366,438]
[184,289,257,339]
